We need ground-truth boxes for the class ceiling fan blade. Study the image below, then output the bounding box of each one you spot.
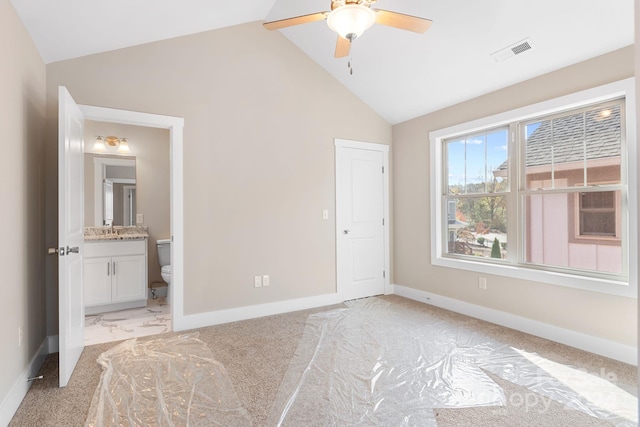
[335,36,351,58]
[263,12,328,30]
[374,9,433,33]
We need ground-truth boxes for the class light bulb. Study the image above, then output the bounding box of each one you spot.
[117,138,130,153]
[93,136,106,152]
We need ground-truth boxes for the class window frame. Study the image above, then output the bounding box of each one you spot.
[429,78,637,298]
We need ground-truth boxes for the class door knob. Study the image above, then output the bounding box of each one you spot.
[48,247,63,255]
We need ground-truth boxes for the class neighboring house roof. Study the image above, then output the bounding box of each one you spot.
[495,105,621,172]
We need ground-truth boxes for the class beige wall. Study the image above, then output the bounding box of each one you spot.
[0,0,47,412]
[83,122,171,286]
[392,46,637,347]
[45,21,392,325]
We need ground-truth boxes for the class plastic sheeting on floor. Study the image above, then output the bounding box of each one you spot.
[85,333,251,427]
[268,298,637,426]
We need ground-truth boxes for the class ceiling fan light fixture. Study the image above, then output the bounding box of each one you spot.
[327,4,375,41]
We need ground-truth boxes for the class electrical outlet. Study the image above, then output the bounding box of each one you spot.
[254,276,262,288]
[18,326,23,347]
[478,277,487,290]
[262,275,270,287]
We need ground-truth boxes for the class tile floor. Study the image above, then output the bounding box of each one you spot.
[84,297,171,346]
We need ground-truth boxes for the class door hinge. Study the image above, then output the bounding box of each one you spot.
[382,166,384,173]
[382,218,385,226]
[383,270,386,278]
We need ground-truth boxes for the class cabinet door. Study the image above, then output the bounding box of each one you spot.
[111,255,147,303]
[83,257,112,307]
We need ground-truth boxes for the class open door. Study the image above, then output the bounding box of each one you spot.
[58,86,85,387]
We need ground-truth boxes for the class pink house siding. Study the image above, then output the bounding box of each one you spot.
[526,172,622,274]
[568,243,598,270]
[527,179,569,267]
[596,245,622,273]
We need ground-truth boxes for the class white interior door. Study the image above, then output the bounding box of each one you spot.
[336,140,388,300]
[58,86,85,387]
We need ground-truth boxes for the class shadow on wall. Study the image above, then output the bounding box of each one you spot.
[23,82,47,358]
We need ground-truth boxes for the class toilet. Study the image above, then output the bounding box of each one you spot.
[156,239,172,288]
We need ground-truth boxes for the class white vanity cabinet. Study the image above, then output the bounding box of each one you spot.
[84,239,148,314]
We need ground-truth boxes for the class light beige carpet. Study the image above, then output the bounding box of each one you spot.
[9,295,637,426]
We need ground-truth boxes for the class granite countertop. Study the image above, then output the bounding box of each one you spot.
[85,226,149,241]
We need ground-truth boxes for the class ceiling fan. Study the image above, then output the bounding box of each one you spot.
[263,0,433,58]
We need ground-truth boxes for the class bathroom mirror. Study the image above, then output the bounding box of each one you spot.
[85,154,137,227]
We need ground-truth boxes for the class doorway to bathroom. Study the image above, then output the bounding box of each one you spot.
[57,89,185,385]
[83,120,173,346]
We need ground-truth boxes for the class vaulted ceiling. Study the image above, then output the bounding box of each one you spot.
[10,0,634,124]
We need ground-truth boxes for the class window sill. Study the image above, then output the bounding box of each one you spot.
[572,235,621,245]
[432,255,635,298]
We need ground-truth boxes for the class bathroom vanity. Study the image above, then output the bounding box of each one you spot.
[84,227,149,315]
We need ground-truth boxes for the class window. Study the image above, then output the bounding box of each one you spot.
[521,102,623,275]
[579,191,616,237]
[430,79,636,297]
[444,128,508,259]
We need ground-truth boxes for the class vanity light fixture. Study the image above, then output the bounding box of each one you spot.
[93,136,106,151]
[117,138,130,153]
[93,135,131,153]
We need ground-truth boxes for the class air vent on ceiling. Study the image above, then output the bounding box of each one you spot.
[491,38,534,62]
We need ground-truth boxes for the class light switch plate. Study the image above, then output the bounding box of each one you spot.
[262,275,270,287]
[254,276,262,288]
[136,213,144,224]
[322,209,329,220]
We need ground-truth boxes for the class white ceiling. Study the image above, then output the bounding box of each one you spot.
[10,0,634,124]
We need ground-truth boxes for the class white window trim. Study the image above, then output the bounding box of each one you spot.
[430,78,637,298]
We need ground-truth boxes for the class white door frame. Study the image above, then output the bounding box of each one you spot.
[122,184,136,226]
[335,138,391,300]
[79,105,186,331]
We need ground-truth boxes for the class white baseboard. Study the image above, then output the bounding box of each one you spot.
[175,292,344,332]
[393,284,637,365]
[0,339,49,427]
